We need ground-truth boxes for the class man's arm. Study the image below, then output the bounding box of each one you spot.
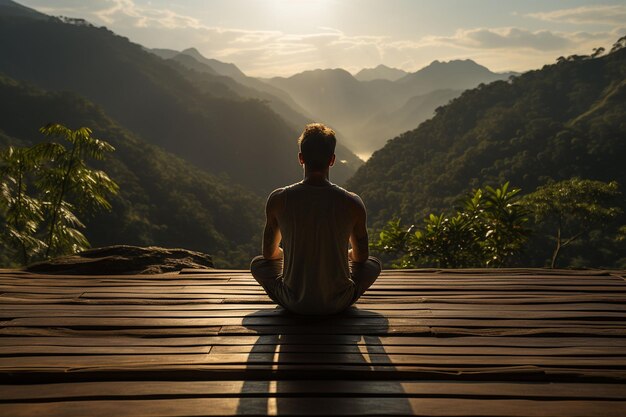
[262,189,283,260]
[349,195,369,263]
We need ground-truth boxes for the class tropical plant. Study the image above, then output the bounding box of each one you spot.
[374,183,529,268]
[0,124,119,264]
[481,183,530,266]
[37,124,119,258]
[521,178,621,268]
[0,144,59,264]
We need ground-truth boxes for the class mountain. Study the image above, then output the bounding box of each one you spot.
[347,47,626,266]
[266,60,511,156]
[269,68,380,129]
[150,47,315,123]
[151,47,247,80]
[160,50,364,176]
[396,59,512,94]
[0,6,360,193]
[354,64,407,82]
[0,74,263,268]
[0,0,47,20]
[180,47,247,80]
[148,48,180,60]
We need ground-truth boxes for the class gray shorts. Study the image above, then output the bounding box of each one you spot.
[250,256,382,311]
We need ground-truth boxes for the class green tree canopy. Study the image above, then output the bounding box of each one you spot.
[521,178,621,268]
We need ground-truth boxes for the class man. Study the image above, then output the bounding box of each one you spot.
[250,123,381,315]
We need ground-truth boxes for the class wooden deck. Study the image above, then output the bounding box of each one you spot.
[1,268,626,416]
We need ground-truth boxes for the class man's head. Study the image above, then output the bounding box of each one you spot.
[298,123,336,171]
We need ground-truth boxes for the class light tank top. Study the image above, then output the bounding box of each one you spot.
[276,181,356,314]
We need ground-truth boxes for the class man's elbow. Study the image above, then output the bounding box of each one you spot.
[263,246,283,260]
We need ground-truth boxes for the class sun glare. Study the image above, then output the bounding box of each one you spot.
[269,0,333,23]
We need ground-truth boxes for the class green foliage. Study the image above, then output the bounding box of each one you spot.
[350,41,626,267]
[0,124,119,264]
[375,183,529,268]
[0,144,48,264]
[38,123,119,258]
[521,178,621,268]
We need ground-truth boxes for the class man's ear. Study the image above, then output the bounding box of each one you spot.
[298,152,305,166]
[329,154,336,167]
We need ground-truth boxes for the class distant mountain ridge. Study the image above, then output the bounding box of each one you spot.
[0,0,48,20]
[354,64,407,82]
[266,59,514,156]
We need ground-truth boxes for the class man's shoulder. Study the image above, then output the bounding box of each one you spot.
[265,187,287,211]
[266,182,303,210]
[333,185,365,209]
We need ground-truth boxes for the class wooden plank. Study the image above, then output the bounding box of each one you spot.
[4,316,625,328]
[4,363,622,382]
[4,278,625,287]
[3,353,626,369]
[220,325,626,337]
[4,344,626,357]
[6,301,626,311]
[4,276,623,285]
[1,398,625,416]
[2,335,626,348]
[0,296,227,305]
[207,345,626,356]
[0,326,223,337]
[5,285,626,297]
[2,380,626,401]
[3,335,626,348]
[3,308,626,320]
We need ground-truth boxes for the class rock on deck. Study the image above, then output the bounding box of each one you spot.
[1,268,626,416]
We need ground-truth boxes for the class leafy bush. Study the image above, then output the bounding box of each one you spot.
[374,183,529,268]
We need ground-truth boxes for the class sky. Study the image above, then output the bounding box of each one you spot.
[19,0,626,77]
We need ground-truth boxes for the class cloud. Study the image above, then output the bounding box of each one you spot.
[34,0,204,29]
[427,27,574,51]
[93,0,204,29]
[527,5,626,26]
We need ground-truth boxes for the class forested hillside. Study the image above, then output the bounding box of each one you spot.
[0,7,360,193]
[0,74,263,267]
[348,45,626,266]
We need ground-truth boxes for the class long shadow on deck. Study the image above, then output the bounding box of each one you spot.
[235,308,413,415]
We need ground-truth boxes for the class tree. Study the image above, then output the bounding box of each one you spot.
[0,124,119,264]
[38,124,119,258]
[521,178,621,268]
[610,36,626,53]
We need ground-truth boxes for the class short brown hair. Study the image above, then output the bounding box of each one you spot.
[298,123,336,170]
